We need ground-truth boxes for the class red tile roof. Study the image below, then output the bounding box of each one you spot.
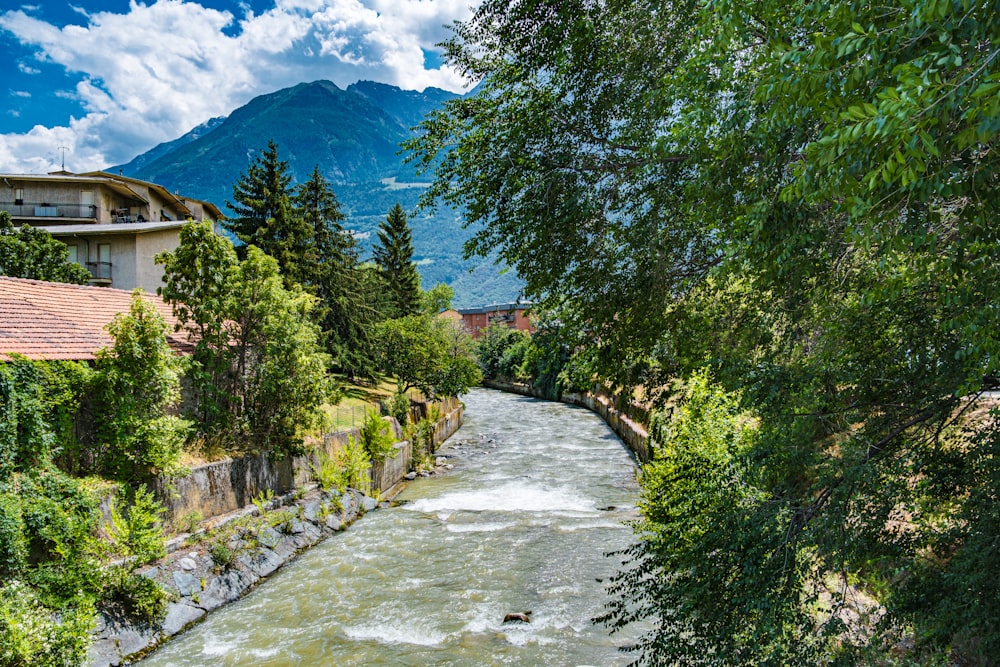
[0,277,191,361]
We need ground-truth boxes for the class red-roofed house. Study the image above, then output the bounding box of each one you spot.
[0,276,189,361]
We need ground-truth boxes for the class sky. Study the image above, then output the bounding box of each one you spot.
[0,0,475,174]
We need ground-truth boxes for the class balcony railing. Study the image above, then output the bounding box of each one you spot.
[0,201,98,219]
[86,261,112,283]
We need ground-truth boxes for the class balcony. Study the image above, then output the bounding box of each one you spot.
[86,261,112,285]
[0,201,97,221]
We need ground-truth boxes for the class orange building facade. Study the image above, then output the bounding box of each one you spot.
[457,303,534,339]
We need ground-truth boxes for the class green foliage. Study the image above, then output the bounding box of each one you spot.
[251,489,274,516]
[411,0,1000,663]
[411,418,436,471]
[0,210,91,284]
[332,435,372,494]
[374,314,482,398]
[157,224,332,458]
[294,165,381,377]
[311,449,341,493]
[0,580,94,667]
[0,357,93,476]
[381,389,411,428]
[359,411,397,463]
[93,292,190,480]
[156,220,238,434]
[100,567,168,625]
[475,323,527,380]
[106,485,167,569]
[0,357,55,477]
[373,203,422,318]
[224,139,299,264]
[209,541,237,571]
[0,470,110,662]
[223,143,382,377]
[421,282,454,314]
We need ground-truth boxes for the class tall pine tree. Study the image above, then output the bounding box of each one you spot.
[294,166,379,377]
[224,140,309,277]
[372,203,421,318]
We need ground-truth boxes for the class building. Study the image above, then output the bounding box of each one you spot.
[0,276,189,362]
[0,171,223,292]
[457,302,534,339]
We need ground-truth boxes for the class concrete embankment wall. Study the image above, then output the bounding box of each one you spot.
[153,398,464,527]
[482,379,652,463]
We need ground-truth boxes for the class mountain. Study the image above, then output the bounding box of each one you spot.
[114,80,522,308]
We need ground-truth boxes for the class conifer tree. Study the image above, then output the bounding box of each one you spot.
[224,140,309,275]
[372,203,421,318]
[294,166,379,376]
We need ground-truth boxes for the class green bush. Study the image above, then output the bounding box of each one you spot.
[360,411,397,463]
[100,567,168,625]
[209,541,237,570]
[0,580,94,667]
[381,389,411,428]
[332,435,371,494]
[93,292,191,480]
[0,494,27,580]
[413,420,436,471]
[106,484,167,568]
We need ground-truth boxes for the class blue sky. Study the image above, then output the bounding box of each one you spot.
[0,0,473,173]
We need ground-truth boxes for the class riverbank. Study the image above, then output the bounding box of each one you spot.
[133,388,643,666]
[481,379,652,462]
[89,401,464,667]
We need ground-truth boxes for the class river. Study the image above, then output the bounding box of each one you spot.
[139,387,642,666]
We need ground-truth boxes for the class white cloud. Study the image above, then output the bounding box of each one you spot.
[17,62,39,74]
[0,0,474,173]
[11,90,31,98]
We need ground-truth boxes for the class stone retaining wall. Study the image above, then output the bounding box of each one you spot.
[153,400,464,527]
[482,379,652,463]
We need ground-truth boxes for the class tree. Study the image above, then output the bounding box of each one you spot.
[157,224,331,457]
[421,282,454,315]
[92,292,190,480]
[293,166,380,376]
[410,0,1000,664]
[372,203,421,318]
[0,211,90,284]
[224,140,308,272]
[156,222,238,432]
[373,314,481,398]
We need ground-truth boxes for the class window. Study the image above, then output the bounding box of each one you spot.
[98,243,111,264]
[66,245,78,264]
[14,188,23,205]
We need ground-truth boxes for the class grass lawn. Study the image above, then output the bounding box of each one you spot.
[322,377,425,431]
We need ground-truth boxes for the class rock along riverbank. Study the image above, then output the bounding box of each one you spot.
[90,485,376,666]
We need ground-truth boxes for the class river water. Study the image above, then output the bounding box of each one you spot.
[140,388,642,666]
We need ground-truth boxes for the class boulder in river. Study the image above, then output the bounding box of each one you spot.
[503,611,532,624]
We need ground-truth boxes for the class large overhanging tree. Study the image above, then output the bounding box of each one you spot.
[409,0,1000,663]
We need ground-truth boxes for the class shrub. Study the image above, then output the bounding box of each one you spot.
[381,389,411,428]
[209,541,237,570]
[93,292,191,480]
[360,411,397,463]
[332,435,371,494]
[106,484,167,568]
[0,580,94,666]
[100,567,168,625]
